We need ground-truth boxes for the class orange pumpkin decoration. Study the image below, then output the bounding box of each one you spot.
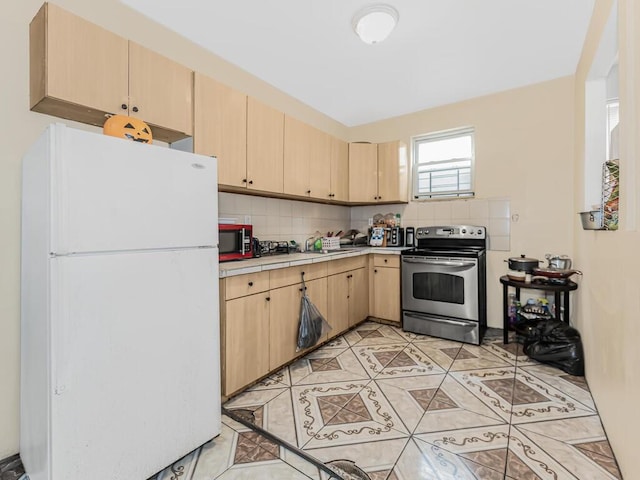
[103,115,153,144]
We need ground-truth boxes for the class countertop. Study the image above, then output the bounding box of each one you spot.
[219,247,409,278]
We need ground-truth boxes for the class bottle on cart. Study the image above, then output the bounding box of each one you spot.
[508,293,517,326]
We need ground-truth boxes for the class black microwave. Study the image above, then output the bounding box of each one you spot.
[219,224,253,261]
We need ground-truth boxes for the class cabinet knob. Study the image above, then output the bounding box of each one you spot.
[121,104,127,110]
[242,178,247,183]
[248,281,254,287]
[132,106,139,113]
[249,180,254,185]
[306,190,311,194]
[266,296,271,301]
[378,196,382,200]
[384,258,388,263]
[374,269,378,273]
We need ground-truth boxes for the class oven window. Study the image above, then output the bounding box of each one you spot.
[219,230,238,254]
[413,272,464,304]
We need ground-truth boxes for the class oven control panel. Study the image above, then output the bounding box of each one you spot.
[415,225,485,240]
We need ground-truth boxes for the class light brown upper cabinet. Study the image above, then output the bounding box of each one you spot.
[246,98,284,194]
[348,143,378,202]
[30,3,193,143]
[377,141,408,204]
[329,137,349,202]
[284,116,331,199]
[193,73,247,187]
[348,141,408,203]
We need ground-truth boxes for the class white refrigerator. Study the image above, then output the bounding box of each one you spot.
[20,124,221,480]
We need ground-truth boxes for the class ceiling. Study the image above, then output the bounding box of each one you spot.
[121,0,595,127]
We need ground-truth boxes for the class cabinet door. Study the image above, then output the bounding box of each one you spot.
[330,137,349,202]
[349,143,378,202]
[377,141,408,203]
[269,284,302,369]
[349,268,369,327]
[194,73,247,187]
[309,129,332,200]
[247,98,284,193]
[306,278,329,343]
[224,293,270,395]
[328,273,350,337]
[283,116,311,197]
[372,266,401,322]
[270,279,327,369]
[30,3,128,123]
[128,42,194,141]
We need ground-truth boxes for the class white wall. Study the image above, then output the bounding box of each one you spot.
[348,77,576,340]
[572,0,640,476]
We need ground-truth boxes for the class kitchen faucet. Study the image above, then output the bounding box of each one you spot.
[305,236,315,252]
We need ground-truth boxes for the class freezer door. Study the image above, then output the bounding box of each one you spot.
[50,125,218,254]
[49,248,220,480]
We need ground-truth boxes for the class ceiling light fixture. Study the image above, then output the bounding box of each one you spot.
[352,4,399,45]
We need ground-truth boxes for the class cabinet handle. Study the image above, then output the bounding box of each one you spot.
[374,269,378,273]
[306,190,311,194]
[121,104,127,110]
[378,196,382,200]
[248,281,254,287]
[242,178,247,183]
[266,296,271,301]
[132,106,139,113]
[384,259,388,263]
[249,180,254,185]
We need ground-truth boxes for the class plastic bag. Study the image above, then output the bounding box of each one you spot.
[522,320,585,376]
[297,289,331,351]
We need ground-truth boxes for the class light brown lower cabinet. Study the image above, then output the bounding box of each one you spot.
[223,291,270,395]
[349,268,369,327]
[328,267,369,337]
[269,278,327,370]
[221,256,381,396]
[370,255,401,323]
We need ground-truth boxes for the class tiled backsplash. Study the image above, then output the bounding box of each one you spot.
[218,193,351,244]
[350,197,511,251]
[219,193,510,251]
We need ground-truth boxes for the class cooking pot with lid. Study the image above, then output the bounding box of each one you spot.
[505,255,540,273]
[545,254,572,270]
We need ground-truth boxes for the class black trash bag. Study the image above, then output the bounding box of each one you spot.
[512,317,543,339]
[523,320,585,376]
[297,293,331,351]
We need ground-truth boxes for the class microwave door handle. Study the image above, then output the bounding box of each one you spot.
[403,257,474,268]
[240,228,246,254]
[404,312,475,327]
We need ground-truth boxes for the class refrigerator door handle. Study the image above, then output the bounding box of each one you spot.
[52,258,69,396]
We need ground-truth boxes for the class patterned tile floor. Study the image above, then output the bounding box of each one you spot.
[7,322,621,479]
[218,322,622,480]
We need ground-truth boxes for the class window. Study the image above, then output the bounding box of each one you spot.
[412,127,475,199]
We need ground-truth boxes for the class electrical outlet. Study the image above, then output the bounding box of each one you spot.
[244,215,252,225]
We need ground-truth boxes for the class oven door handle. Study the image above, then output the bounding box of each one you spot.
[404,312,476,327]
[402,257,475,268]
